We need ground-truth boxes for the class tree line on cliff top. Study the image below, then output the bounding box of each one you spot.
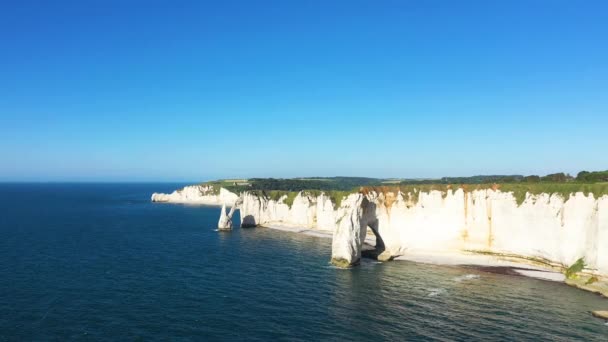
[245,177,380,191]
[215,171,608,193]
[400,170,608,185]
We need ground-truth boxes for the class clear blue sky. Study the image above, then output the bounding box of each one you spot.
[1,1,606,182]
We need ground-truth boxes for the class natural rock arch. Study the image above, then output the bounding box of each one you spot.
[330,195,387,267]
[217,198,243,230]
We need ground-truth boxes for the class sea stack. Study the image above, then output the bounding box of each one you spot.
[218,203,233,230]
[218,199,241,230]
[330,194,368,268]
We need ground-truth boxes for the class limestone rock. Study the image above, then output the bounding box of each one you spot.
[377,251,394,262]
[217,199,241,230]
[158,182,608,277]
[218,204,232,230]
[566,277,608,297]
[238,191,317,228]
[591,310,608,320]
[330,194,368,268]
[151,185,238,205]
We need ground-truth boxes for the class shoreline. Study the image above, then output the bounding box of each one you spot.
[260,223,378,246]
[261,224,334,238]
[259,223,567,283]
[151,200,230,207]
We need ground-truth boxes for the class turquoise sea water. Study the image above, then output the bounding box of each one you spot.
[1,183,607,341]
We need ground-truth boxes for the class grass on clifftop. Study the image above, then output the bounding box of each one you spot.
[201,180,251,195]
[497,183,608,204]
[199,176,608,207]
[363,183,608,205]
[202,177,384,194]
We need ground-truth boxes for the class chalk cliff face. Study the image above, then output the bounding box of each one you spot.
[330,194,369,267]
[240,192,317,227]
[152,184,608,274]
[239,189,608,273]
[151,185,238,205]
[218,204,232,230]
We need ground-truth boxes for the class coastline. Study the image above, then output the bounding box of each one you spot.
[259,223,567,282]
[150,194,235,207]
[261,224,334,239]
[152,200,229,206]
[260,223,378,245]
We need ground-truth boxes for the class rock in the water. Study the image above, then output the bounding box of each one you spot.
[377,251,394,262]
[330,257,358,268]
[218,203,233,230]
[566,277,608,297]
[217,199,242,230]
[591,310,608,320]
[330,194,368,267]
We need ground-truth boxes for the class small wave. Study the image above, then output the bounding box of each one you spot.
[361,260,382,266]
[453,274,480,282]
[213,229,219,232]
[428,288,447,297]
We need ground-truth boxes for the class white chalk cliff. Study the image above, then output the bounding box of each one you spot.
[151,184,608,275]
[218,199,241,230]
[238,189,608,274]
[218,203,232,230]
[330,194,370,267]
[151,185,238,205]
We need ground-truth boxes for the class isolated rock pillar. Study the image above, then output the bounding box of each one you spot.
[331,194,368,267]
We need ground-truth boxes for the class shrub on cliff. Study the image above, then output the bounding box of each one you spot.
[565,258,586,279]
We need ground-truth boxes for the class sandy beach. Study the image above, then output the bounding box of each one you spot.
[259,223,566,282]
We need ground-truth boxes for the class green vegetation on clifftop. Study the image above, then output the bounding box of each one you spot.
[383,183,608,205]
[200,171,608,207]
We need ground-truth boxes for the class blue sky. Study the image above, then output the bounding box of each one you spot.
[1,1,606,181]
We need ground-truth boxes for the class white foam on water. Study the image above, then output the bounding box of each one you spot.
[428,288,447,297]
[454,274,480,282]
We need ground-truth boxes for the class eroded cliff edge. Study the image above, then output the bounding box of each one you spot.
[151,184,608,288]
[151,184,239,205]
[238,188,608,277]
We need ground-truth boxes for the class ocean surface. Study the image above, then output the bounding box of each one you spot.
[1,183,607,341]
